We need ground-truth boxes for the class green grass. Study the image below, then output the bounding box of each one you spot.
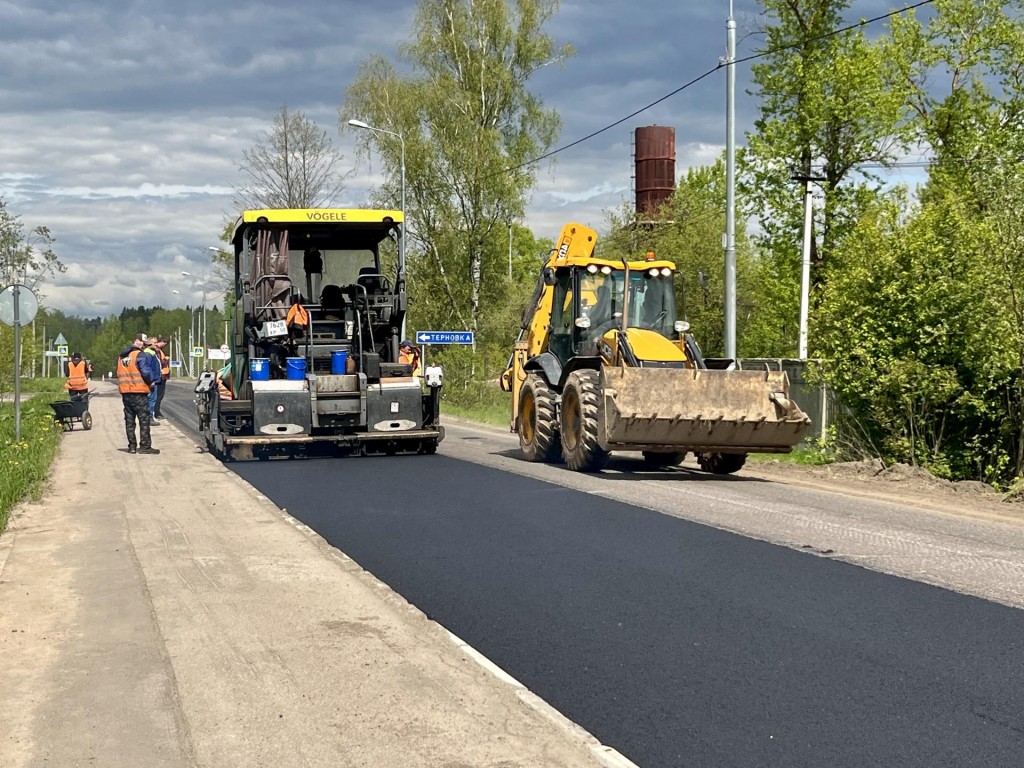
[18,377,69,395]
[440,382,511,429]
[441,399,509,429]
[0,392,64,533]
[747,442,835,466]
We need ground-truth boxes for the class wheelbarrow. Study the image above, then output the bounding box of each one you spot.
[50,391,93,431]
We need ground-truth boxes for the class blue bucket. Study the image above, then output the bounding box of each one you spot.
[286,357,307,380]
[250,358,269,381]
[331,350,349,375]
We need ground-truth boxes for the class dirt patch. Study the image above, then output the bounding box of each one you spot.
[743,458,1024,526]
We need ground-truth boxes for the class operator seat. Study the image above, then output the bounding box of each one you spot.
[356,266,385,295]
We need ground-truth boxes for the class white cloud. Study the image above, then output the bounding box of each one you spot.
[1,0,902,317]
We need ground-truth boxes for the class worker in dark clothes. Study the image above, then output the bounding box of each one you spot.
[117,333,161,455]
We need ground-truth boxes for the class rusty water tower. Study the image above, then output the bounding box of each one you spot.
[634,126,676,217]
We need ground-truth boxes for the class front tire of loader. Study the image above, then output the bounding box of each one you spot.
[560,370,609,472]
[697,452,747,475]
[519,374,562,463]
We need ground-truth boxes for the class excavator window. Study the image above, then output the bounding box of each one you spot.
[548,270,576,364]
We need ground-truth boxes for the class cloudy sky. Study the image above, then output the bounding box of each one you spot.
[0,0,905,317]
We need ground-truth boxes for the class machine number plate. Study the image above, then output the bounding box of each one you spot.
[263,320,288,338]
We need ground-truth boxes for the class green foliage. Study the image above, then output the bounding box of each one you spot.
[814,189,1021,484]
[602,159,775,357]
[743,0,910,272]
[344,0,570,347]
[0,395,63,533]
[0,196,65,288]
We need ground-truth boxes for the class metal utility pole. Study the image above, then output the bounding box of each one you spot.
[13,284,22,439]
[724,1,737,359]
[791,172,826,359]
[349,119,407,339]
[1,282,39,441]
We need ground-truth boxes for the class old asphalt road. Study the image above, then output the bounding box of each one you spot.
[0,380,625,768]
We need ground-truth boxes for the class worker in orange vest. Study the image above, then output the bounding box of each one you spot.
[64,352,89,401]
[398,340,422,379]
[117,333,161,455]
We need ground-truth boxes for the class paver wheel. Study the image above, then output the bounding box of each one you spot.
[697,452,747,475]
[560,369,608,472]
[518,374,561,463]
[642,450,685,467]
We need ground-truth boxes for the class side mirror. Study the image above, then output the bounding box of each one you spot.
[542,267,557,286]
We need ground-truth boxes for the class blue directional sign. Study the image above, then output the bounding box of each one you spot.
[415,330,474,345]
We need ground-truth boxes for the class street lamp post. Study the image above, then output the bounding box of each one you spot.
[181,271,210,370]
[348,118,406,338]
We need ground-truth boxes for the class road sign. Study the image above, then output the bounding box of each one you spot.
[54,332,67,346]
[0,284,39,326]
[169,360,182,368]
[415,331,474,345]
[57,344,69,356]
[192,346,204,357]
[219,344,230,355]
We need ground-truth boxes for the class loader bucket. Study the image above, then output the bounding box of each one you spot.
[599,366,810,453]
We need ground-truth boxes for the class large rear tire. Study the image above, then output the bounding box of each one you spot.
[642,450,685,467]
[560,370,609,472]
[518,374,561,463]
[697,452,747,475]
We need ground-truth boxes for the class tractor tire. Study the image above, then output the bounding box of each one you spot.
[642,450,685,467]
[560,369,609,472]
[518,374,562,463]
[697,452,747,475]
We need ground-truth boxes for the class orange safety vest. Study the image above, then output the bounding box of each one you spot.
[117,349,150,394]
[399,349,421,376]
[65,360,88,390]
[158,349,170,377]
[286,303,309,327]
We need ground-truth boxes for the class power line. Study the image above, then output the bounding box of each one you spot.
[495,0,937,178]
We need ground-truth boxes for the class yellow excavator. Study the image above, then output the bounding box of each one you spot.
[499,222,810,473]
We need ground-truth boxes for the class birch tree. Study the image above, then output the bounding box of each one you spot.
[343,0,571,339]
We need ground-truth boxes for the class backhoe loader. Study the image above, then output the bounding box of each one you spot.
[499,222,809,473]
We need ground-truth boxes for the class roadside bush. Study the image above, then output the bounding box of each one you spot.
[0,395,62,533]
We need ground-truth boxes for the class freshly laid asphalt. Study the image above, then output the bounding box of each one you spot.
[235,454,1024,768]
[0,382,620,768]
